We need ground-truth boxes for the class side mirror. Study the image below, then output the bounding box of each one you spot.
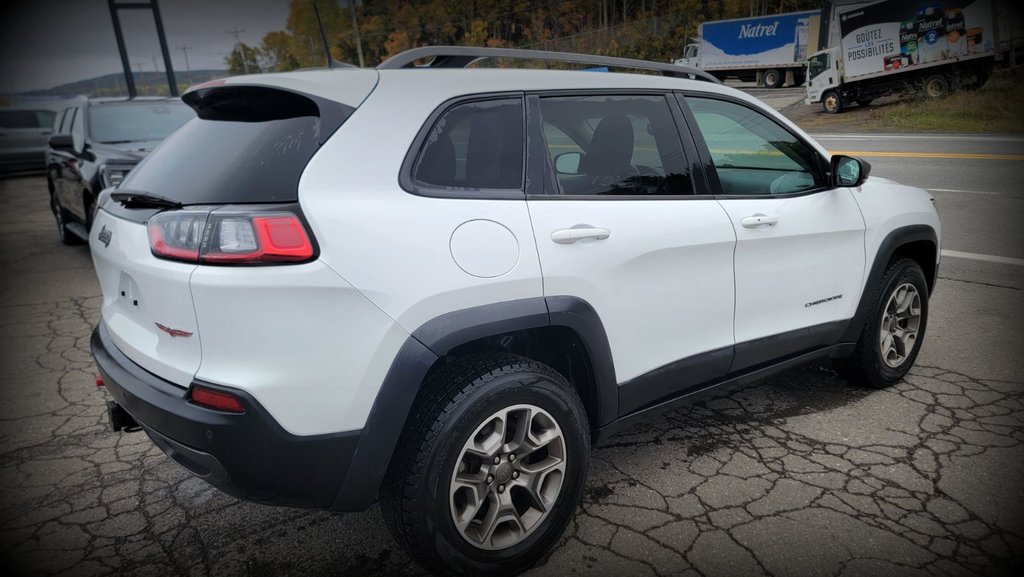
[831,155,870,187]
[49,134,74,150]
[554,151,582,175]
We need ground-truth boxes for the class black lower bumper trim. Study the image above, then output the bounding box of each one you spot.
[92,322,360,509]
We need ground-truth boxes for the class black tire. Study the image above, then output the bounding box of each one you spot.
[834,258,929,388]
[51,194,81,246]
[924,74,950,99]
[763,68,784,88]
[856,98,874,107]
[380,353,590,577]
[822,90,843,114]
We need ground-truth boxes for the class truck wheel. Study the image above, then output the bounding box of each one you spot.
[763,68,784,88]
[856,99,874,107]
[833,258,929,389]
[381,353,590,576]
[924,74,950,99]
[822,90,843,114]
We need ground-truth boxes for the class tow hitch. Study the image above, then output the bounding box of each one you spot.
[108,401,140,432]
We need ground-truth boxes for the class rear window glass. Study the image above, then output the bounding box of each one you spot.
[88,103,195,144]
[120,89,351,205]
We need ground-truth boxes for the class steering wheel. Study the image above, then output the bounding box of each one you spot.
[634,165,665,195]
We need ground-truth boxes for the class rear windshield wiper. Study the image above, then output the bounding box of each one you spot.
[111,191,183,210]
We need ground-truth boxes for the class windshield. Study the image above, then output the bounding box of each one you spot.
[88,103,195,144]
[808,53,830,80]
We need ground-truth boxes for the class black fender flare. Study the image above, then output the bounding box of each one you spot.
[331,295,616,512]
[840,224,938,344]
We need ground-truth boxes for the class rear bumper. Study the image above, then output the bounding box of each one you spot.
[91,322,362,510]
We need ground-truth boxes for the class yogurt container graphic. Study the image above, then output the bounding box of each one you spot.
[944,8,967,58]
[967,27,985,54]
[900,19,919,65]
[915,4,945,64]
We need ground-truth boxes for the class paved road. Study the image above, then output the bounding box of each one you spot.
[1,135,1022,577]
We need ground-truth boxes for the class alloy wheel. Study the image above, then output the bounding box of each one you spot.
[449,403,566,550]
[879,282,922,368]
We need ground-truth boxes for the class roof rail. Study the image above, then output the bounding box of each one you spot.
[377,46,721,84]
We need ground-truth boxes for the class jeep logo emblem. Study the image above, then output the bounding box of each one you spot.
[98,225,112,247]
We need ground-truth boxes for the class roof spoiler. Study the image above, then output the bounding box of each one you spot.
[377,46,720,83]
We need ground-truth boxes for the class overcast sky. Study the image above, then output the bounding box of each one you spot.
[0,0,291,93]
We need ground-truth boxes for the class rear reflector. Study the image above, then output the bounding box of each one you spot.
[148,208,314,265]
[190,385,246,413]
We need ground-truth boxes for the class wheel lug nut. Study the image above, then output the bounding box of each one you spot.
[498,484,505,493]
[493,456,501,465]
[486,475,494,484]
[508,453,516,462]
[512,471,519,479]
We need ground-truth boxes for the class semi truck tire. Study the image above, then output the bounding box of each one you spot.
[763,69,784,88]
[924,75,950,99]
[822,90,843,114]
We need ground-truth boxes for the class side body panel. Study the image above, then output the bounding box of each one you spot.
[298,75,544,336]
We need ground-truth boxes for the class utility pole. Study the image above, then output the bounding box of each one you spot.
[151,54,159,73]
[178,46,193,85]
[348,0,365,68]
[227,27,250,74]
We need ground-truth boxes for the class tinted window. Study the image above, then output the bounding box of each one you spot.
[413,98,524,191]
[121,92,350,205]
[0,110,42,129]
[687,97,821,195]
[538,95,693,196]
[88,103,195,144]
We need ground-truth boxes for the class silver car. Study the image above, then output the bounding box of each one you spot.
[0,107,57,173]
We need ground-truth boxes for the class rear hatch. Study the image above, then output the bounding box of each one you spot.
[90,71,376,387]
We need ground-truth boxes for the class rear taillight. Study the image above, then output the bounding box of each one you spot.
[148,207,315,265]
[189,385,246,413]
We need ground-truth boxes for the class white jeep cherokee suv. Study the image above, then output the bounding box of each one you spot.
[91,47,940,576]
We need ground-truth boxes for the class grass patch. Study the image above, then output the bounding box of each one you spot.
[867,71,1024,132]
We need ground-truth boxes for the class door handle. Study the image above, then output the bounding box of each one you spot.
[740,214,778,228]
[551,227,611,244]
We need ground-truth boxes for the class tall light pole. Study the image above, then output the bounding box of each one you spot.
[227,27,250,74]
[178,45,193,84]
[348,0,365,68]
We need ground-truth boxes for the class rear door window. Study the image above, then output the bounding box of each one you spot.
[410,97,524,194]
[537,94,693,197]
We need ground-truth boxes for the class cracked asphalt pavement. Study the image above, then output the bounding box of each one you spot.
[1,173,1022,576]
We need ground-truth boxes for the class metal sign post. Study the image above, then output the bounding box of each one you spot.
[107,0,179,97]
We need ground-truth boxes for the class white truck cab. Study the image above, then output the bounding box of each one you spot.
[675,43,699,68]
[805,47,842,111]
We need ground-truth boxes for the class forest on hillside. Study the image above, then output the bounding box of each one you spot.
[228,0,827,73]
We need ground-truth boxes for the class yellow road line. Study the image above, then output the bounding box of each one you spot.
[830,150,1024,161]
